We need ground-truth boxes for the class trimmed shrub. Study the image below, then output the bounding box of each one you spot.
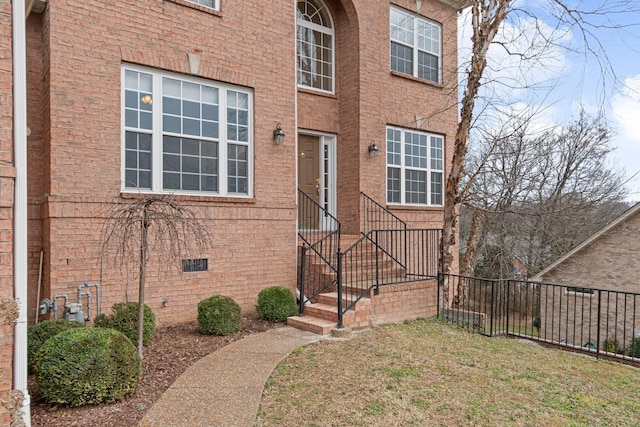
[198,295,242,335]
[33,327,141,407]
[603,337,622,354]
[28,319,85,370]
[257,286,297,322]
[94,302,155,346]
[626,337,640,358]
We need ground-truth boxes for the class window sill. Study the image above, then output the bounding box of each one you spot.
[165,0,222,16]
[390,71,443,89]
[387,204,444,212]
[297,86,337,99]
[120,192,256,205]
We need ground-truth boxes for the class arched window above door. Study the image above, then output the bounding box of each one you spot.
[296,0,334,93]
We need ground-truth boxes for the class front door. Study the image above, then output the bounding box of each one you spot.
[298,133,336,230]
[298,135,320,229]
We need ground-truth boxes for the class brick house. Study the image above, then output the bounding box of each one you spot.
[23,0,467,332]
[6,0,470,421]
[532,202,640,352]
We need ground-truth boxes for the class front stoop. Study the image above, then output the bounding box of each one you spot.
[287,292,372,335]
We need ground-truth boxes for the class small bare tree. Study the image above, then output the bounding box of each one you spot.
[100,196,212,359]
[442,0,640,307]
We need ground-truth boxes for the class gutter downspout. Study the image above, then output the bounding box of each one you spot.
[13,0,31,424]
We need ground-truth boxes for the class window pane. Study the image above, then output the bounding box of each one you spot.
[387,167,401,204]
[405,170,426,204]
[390,8,413,45]
[418,51,439,83]
[163,97,181,115]
[124,131,152,190]
[391,42,413,75]
[297,4,334,92]
[183,100,200,118]
[430,136,443,170]
[431,172,443,205]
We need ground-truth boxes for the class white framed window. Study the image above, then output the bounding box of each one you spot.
[186,0,219,11]
[297,0,334,93]
[387,126,443,206]
[390,6,441,83]
[122,65,252,197]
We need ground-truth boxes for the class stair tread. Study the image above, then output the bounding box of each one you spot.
[288,315,336,326]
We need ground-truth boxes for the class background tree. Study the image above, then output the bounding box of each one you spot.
[442,0,640,307]
[100,196,212,358]
[459,112,628,279]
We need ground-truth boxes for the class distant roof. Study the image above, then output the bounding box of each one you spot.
[532,202,640,281]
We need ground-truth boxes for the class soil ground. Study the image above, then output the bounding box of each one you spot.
[30,315,280,427]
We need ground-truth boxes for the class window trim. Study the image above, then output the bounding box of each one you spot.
[185,0,219,11]
[121,64,253,198]
[389,5,442,84]
[296,0,336,94]
[386,125,444,207]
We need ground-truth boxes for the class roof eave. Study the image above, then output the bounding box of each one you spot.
[438,0,472,11]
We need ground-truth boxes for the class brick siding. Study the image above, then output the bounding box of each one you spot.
[538,210,640,351]
[26,0,460,326]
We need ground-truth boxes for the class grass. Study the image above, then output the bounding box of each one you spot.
[255,318,640,426]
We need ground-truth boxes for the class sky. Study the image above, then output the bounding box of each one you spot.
[458,2,640,203]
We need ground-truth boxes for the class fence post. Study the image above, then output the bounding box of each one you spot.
[337,248,343,329]
[298,245,307,316]
[505,280,510,336]
[437,272,442,319]
[490,280,495,336]
[596,290,602,360]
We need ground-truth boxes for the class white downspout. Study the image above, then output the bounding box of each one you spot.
[13,0,31,424]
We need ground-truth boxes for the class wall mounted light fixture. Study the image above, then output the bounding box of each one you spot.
[273,122,285,145]
[368,141,379,157]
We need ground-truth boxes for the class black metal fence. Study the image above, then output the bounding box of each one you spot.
[438,274,640,362]
[337,228,442,326]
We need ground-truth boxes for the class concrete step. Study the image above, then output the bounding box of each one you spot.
[287,315,337,335]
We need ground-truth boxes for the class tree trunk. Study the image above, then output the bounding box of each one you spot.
[460,208,483,277]
[137,210,148,360]
[442,0,511,308]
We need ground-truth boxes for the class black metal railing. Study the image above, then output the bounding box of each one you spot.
[439,274,640,363]
[360,191,407,234]
[297,189,341,315]
[337,228,442,327]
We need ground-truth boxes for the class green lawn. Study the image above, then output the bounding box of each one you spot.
[256,319,640,426]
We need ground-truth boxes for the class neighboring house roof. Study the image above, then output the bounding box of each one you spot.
[532,202,640,281]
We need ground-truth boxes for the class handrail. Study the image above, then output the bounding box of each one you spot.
[360,191,406,234]
[297,189,341,315]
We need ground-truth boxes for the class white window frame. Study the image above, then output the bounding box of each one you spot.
[296,0,335,94]
[121,64,253,198]
[186,0,219,11]
[386,126,444,206]
[390,6,442,84]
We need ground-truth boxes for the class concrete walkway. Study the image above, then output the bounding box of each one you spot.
[138,327,322,427]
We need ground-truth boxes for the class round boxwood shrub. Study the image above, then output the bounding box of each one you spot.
[94,302,155,346]
[28,319,85,371]
[197,295,242,336]
[257,286,297,322]
[33,327,141,407]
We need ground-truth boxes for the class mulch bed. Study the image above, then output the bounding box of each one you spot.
[30,315,280,427]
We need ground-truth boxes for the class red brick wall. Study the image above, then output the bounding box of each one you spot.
[0,0,14,422]
[371,280,439,325]
[27,0,461,326]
